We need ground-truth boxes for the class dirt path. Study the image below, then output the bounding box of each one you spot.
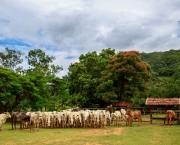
[77,128,123,136]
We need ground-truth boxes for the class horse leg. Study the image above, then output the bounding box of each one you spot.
[169,117,172,126]
[128,118,131,126]
[20,121,22,130]
[138,117,142,126]
[130,118,132,127]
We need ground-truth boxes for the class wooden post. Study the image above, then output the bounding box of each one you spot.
[177,105,180,125]
[150,106,152,124]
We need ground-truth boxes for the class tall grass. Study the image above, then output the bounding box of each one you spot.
[1,122,180,145]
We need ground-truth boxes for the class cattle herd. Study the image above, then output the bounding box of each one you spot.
[0,108,177,132]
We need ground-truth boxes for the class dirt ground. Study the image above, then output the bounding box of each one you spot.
[77,118,150,137]
[77,128,123,136]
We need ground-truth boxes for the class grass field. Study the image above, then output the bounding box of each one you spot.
[0,121,180,145]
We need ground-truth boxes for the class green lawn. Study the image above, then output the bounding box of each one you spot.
[0,122,180,145]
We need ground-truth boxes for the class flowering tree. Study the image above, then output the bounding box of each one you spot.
[96,50,152,104]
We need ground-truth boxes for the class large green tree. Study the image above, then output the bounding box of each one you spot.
[96,50,152,105]
[0,67,41,112]
[25,49,63,111]
[68,48,115,107]
[0,48,65,111]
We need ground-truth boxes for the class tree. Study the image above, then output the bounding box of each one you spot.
[26,73,49,111]
[25,49,62,76]
[68,48,115,107]
[25,49,63,111]
[0,67,41,112]
[97,50,152,105]
[172,66,180,82]
[0,47,24,73]
[48,77,71,110]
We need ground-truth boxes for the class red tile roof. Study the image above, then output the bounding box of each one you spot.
[146,98,180,106]
[112,101,134,107]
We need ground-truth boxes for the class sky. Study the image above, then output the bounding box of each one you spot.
[0,0,180,77]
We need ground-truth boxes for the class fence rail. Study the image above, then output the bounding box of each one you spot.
[150,110,180,124]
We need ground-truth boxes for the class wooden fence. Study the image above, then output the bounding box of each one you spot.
[150,110,180,125]
[81,107,180,124]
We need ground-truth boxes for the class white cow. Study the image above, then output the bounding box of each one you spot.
[50,111,57,128]
[89,110,96,128]
[0,112,11,131]
[105,111,111,126]
[66,110,74,128]
[57,111,63,128]
[99,110,106,128]
[111,111,121,126]
[61,110,67,128]
[30,111,42,130]
[92,111,100,128]
[42,112,51,128]
[80,110,89,128]
[73,111,82,128]
[120,109,129,126]
[89,110,94,127]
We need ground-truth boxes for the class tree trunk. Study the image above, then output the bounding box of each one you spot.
[118,80,125,101]
[2,100,21,112]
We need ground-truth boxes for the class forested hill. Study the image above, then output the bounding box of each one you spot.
[140,49,180,76]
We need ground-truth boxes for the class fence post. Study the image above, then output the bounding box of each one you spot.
[150,108,152,124]
[177,106,180,125]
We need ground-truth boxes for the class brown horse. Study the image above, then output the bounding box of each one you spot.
[164,110,176,126]
[126,109,142,126]
[106,104,113,115]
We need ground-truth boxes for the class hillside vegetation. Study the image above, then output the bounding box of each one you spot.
[141,49,180,77]
[141,49,180,101]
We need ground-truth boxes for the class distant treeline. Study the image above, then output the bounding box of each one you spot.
[141,49,180,76]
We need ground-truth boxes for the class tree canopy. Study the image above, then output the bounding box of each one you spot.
[0,67,41,112]
[96,50,152,105]
[0,48,66,112]
[0,47,24,73]
[68,48,115,107]
[25,49,62,76]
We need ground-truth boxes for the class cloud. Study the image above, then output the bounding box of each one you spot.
[0,0,180,77]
